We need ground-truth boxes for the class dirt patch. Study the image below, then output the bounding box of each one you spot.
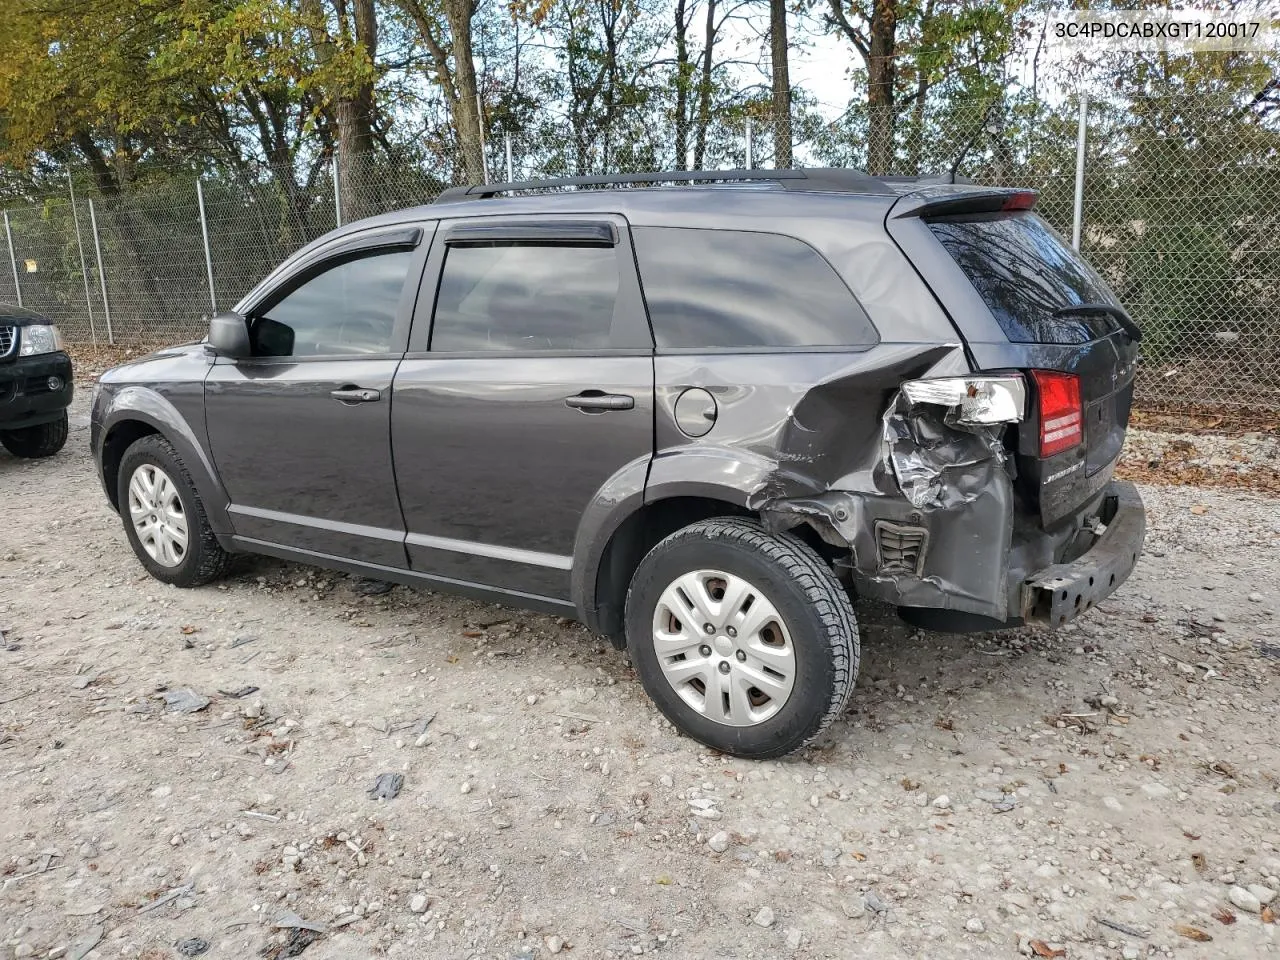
[2,401,1278,959]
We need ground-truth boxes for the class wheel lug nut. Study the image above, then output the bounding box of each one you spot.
[699,645,712,657]
[718,661,731,674]
[703,623,714,634]
[736,650,746,662]
[726,626,737,638]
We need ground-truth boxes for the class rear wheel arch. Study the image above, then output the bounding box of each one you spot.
[591,495,752,645]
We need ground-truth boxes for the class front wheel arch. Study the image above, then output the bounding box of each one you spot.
[102,419,161,512]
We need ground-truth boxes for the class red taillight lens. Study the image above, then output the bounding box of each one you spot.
[1032,370,1082,457]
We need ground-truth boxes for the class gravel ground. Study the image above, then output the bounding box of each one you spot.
[2,398,1279,960]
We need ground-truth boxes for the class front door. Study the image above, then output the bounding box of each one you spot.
[205,226,431,567]
[391,216,654,601]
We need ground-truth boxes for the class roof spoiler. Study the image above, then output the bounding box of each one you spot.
[891,188,1039,219]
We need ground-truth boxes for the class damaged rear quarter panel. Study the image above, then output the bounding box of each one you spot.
[649,344,1021,620]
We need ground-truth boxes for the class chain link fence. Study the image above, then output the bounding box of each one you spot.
[2,92,1277,411]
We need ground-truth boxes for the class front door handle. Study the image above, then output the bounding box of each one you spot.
[331,386,381,404]
[564,391,635,412]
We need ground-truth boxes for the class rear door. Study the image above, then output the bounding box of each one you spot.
[888,200,1139,525]
[390,215,654,602]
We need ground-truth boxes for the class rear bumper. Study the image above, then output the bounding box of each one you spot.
[1020,481,1145,625]
[0,352,74,429]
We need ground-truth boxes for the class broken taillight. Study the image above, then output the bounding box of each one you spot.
[1032,370,1083,457]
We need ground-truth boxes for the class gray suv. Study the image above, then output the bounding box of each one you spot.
[91,169,1145,758]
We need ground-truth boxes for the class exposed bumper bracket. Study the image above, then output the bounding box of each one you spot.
[1022,481,1145,625]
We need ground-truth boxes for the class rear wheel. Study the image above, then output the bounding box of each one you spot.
[0,413,68,458]
[117,434,230,587]
[625,518,858,759]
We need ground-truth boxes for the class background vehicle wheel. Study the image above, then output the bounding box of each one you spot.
[625,517,859,759]
[0,412,68,458]
[117,434,230,587]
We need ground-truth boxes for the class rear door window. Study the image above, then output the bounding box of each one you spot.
[430,243,620,352]
[632,227,877,350]
[927,213,1123,344]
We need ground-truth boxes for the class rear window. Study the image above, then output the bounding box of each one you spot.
[633,227,877,350]
[928,213,1122,344]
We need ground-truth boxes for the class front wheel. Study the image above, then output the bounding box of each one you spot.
[625,518,859,759]
[0,412,69,458]
[117,434,230,587]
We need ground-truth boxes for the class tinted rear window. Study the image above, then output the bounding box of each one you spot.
[928,213,1122,344]
[633,227,877,349]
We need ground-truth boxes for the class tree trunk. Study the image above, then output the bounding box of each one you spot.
[674,0,690,169]
[769,0,792,168]
[866,0,896,175]
[693,0,717,169]
[444,0,484,184]
[337,0,378,217]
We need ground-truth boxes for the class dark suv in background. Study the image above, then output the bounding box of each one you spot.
[1,304,72,458]
[91,168,1144,758]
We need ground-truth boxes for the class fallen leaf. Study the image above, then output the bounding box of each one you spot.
[1058,763,1069,774]
[1262,905,1275,924]
[1029,940,1066,958]
[934,717,954,731]
[1212,906,1236,925]
[1190,505,1207,515]
[1184,831,1201,840]
[1191,853,1207,874]
[180,624,199,635]
[851,851,867,862]
[654,875,671,885]
[1175,924,1212,942]
[445,655,459,664]
[461,631,483,638]
[773,849,792,863]
[901,777,920,791]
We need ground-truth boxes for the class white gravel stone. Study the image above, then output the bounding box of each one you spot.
[964,918,984,933]
[1246,884,1277,905]
[707,831,730,853]
[753,906,775,928]
[1228,885,1262,913]
[409,894,428,913]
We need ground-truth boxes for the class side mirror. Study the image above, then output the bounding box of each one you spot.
[208,311,251,359]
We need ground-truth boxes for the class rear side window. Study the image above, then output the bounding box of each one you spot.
[633,227,877,350]
[431,243,619,352]
[928,213,1123,344]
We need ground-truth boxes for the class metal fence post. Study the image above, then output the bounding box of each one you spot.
[1071,93,1088,251]
[195,179,217,313]
[3,211,20,307]
[332,155,343,228]
[504,134,514,183]
[87,199,113,344]
[67,172,98,345]
[745,119,753,169]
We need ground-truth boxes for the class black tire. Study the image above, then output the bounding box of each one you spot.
[624,518,859,759]
[117,434,231,587]
[0,412,68,458]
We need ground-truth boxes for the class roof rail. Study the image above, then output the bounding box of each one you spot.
[433,167,911,203]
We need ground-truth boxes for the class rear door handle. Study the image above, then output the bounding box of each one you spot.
[331,386,381,403]
[564,391,635,412]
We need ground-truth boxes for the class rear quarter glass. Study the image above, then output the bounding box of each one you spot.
[927,212,1123,344]
[632,226,878,349]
